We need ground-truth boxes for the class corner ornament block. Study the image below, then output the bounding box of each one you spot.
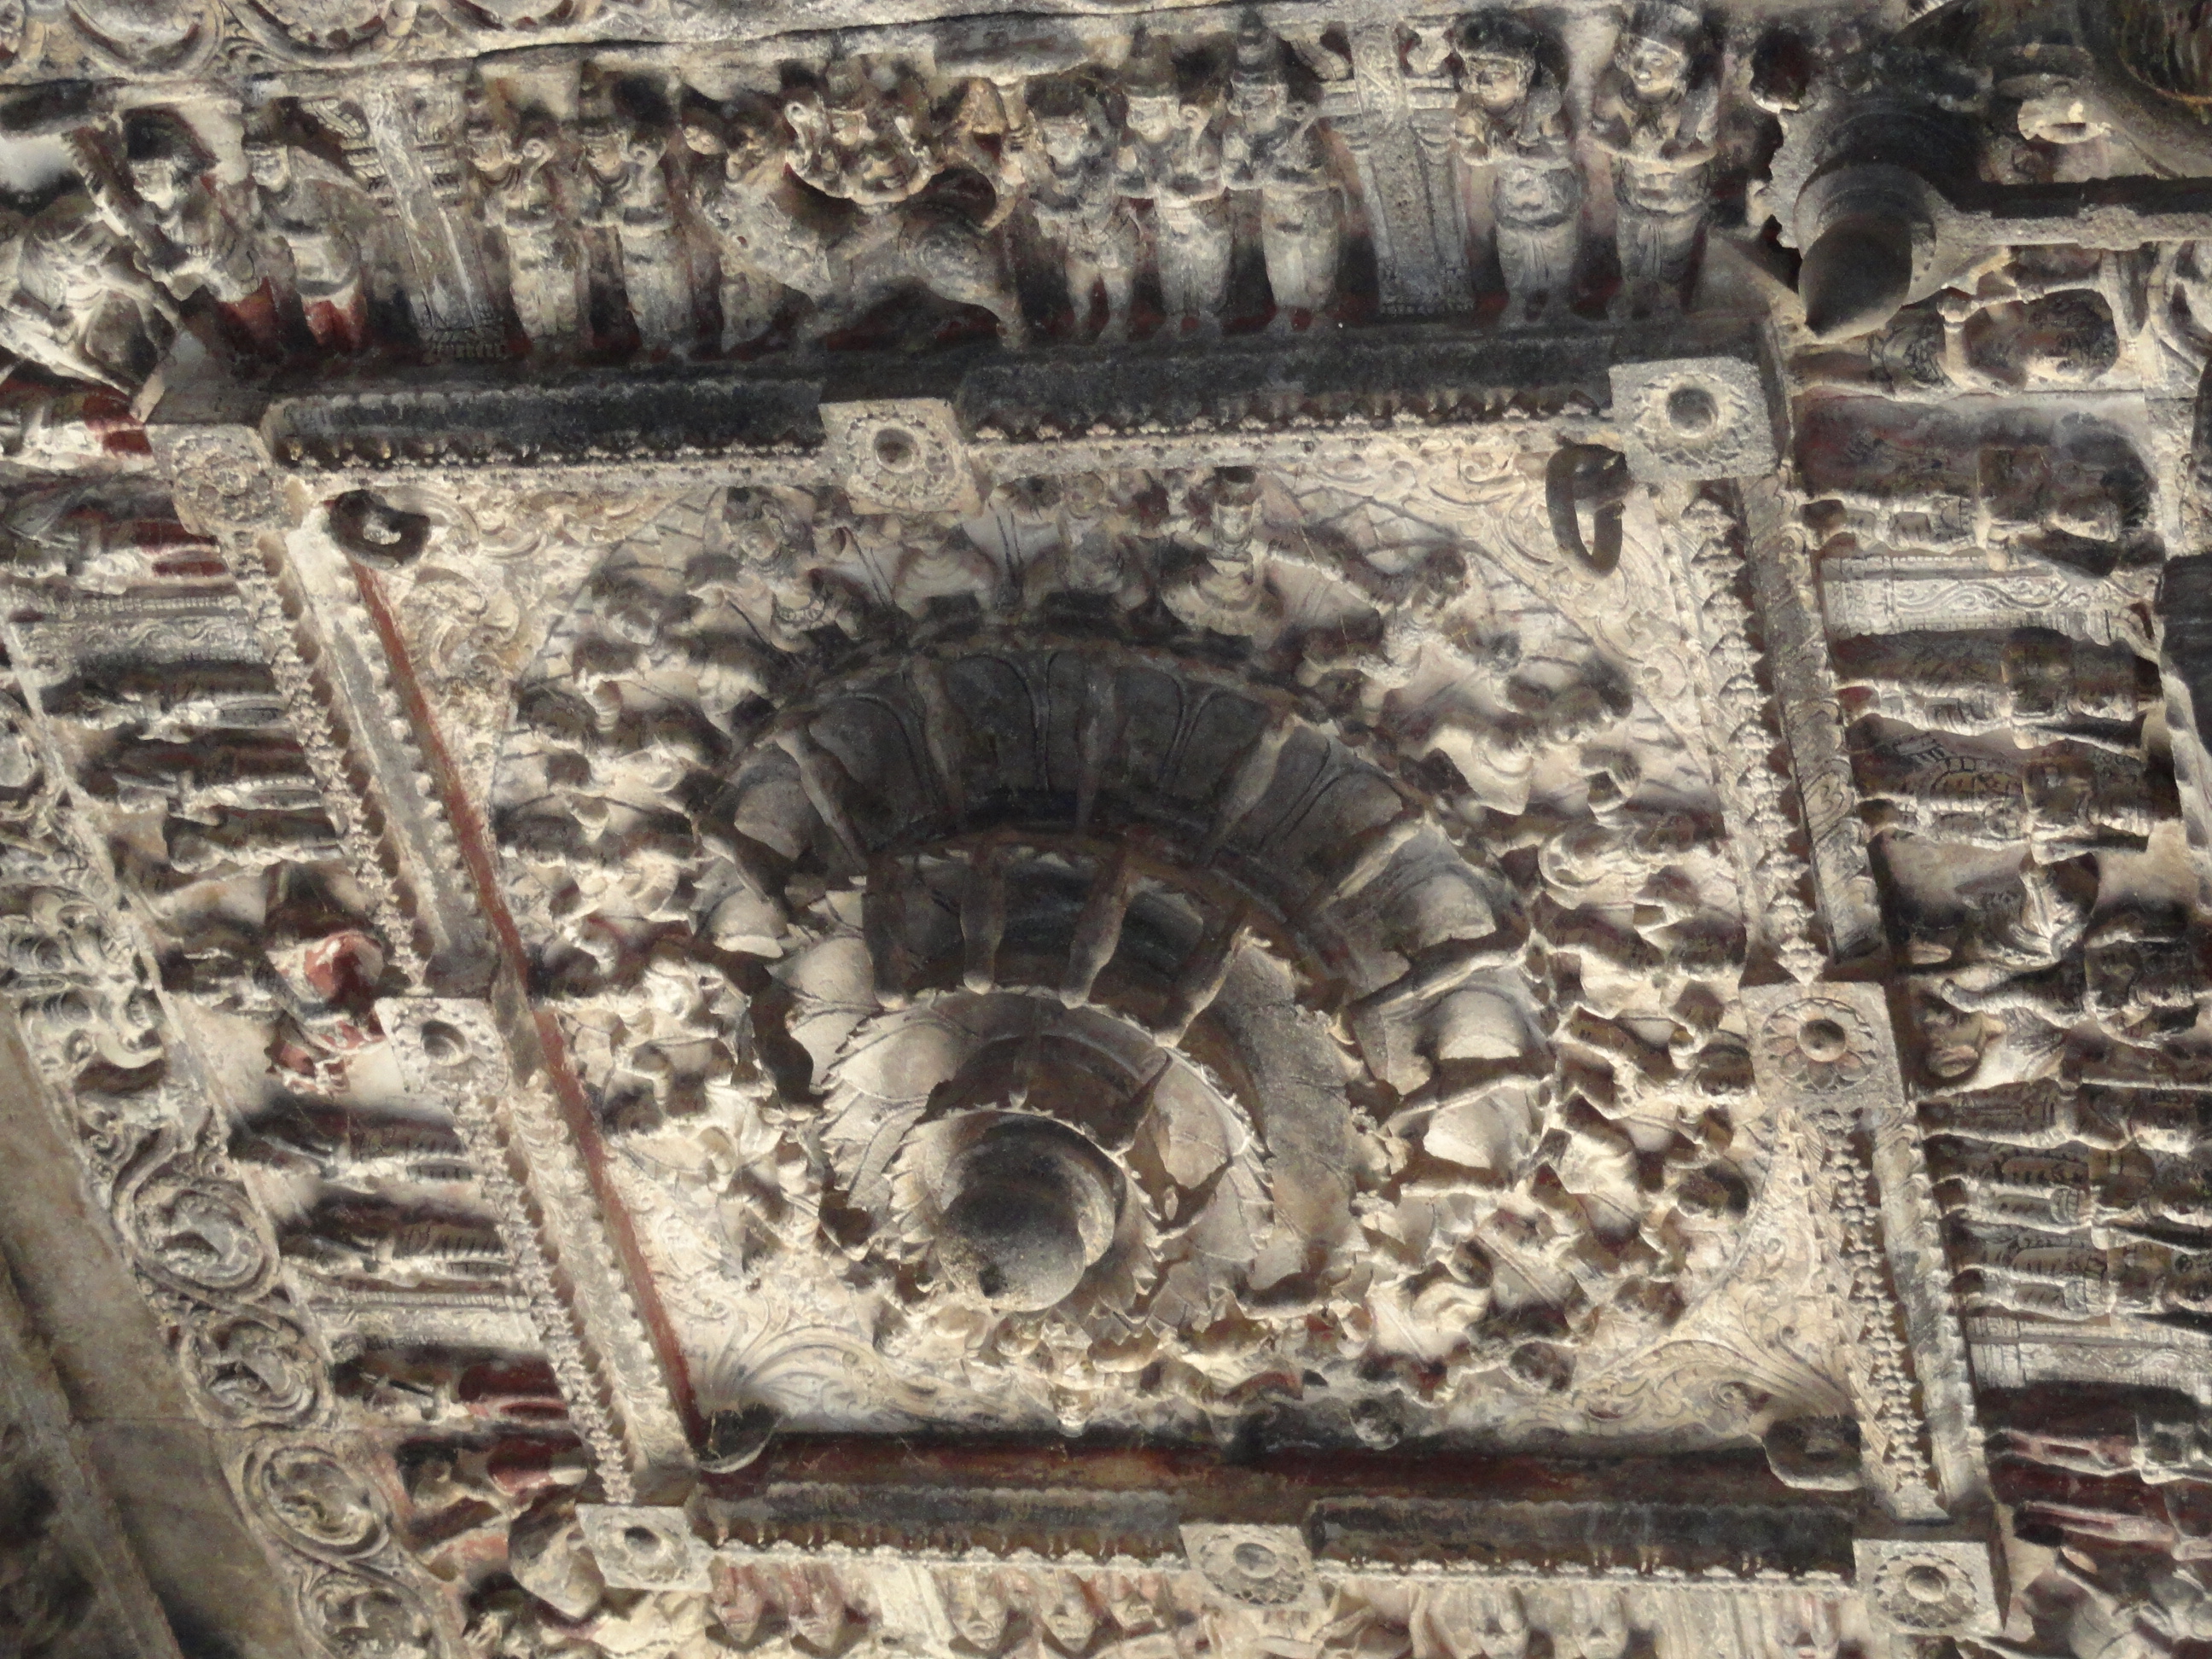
[822,398,981,516]
[380,997,507,1100]
[1855,1538,2001,1639]
[1180,1525,1321,1610]
[578,1506,713,1592]
[153,427,288,533]
[1609,355,1782,484]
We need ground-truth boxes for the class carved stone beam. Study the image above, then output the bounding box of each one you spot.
[1740,476,1884,965]
[1744,984,1989,1542]
[1661,486,1825,979]
[701,1476,1861,1582]
[381,998,696,1502]
[151,423,495,992]
[153,426,699,1497]
[1619,348,1877,969]
[0,682,459,1659]
[0,1267,186,1659]
[265,317,1778,488]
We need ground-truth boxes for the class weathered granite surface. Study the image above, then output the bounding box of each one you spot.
[3,3,2212,1657]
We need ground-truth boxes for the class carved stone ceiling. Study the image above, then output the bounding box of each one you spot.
[5,2,2212,1658]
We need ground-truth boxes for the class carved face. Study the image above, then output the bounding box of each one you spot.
[1038,1584,1096,1650]
[1103,1580,1157,1633]
[128,156,189,212]
[946,1575,1010,1650]
[1465,51,1535,114]
[1125,92,1177,143]
[1237,76,1288,125]
[1039,114,1092,167]
[1209,473,1260,549]
[1916,998,1988,1082]
[466,121,515,173]
[245,143,289,190]
[1618,33,1690,101]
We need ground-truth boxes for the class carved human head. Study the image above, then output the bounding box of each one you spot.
[124,119,207,212]
[464,111,515,174]
[722,486,805,575]
[1031,79,1101,166]
[1103,1577,1160,1633]
[1208,467,1262,548]
[944,1572,1012,1650]
[1458,14,1544,114]
[821,62,884,148]
[1617,3,1702,100]
[1231,18,1292,119]
[1123,86,1178,143]
[243,136,291,191]
[1913,991,1988,1082]
[1121,41,1185,141]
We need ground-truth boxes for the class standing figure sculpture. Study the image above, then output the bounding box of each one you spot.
[1226,21,1341,331]
[1016,78,1138,341]
[774,64,1027,349]
[244,129,378,354]
[1455,13,1583,322]
[0,191,176,395]
[684,102,833,351]
[73,116,277,354]
[1116,45,1231,339]
[467,96,586,355]
[1592,2,1717,318]
[581,97,693,355]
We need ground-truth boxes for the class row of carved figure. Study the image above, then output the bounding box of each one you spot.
[0,6,1720,389]
[1828,610,2201,1330]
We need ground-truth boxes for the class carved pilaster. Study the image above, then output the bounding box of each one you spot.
[1324,24,1473,317]
[381,997,694,1500]
[154,425,495,990]
[1746,984,1988,1528]
[1743,475,1885,964]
